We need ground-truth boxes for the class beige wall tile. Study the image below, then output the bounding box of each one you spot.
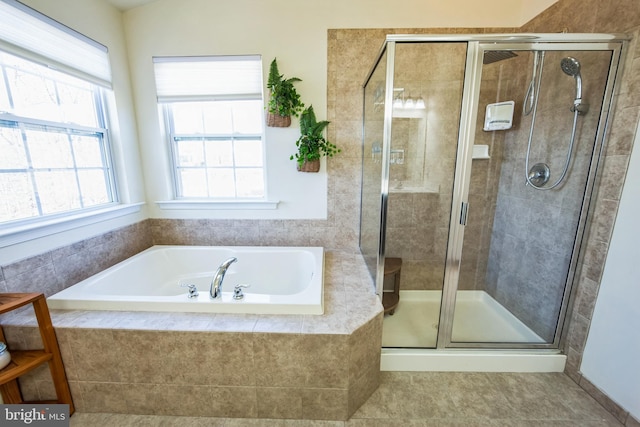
[79,381,129,413]
[256,387,303,419]
[65,329,121,382]
[253,333,349,389]
[301,387,349,421]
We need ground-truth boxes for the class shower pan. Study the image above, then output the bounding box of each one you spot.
[359,34,626,370]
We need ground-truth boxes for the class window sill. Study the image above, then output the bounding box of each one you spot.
[156,199,280,210]
[0,203,144,247]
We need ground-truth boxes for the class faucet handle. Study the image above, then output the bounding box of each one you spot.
[181,283,199,298]
[233,284,250,300]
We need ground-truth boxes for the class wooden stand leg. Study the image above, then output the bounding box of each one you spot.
[32,298,74,415]
[0,379,23,403]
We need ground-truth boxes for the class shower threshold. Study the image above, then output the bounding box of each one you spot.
[381,290,566,372]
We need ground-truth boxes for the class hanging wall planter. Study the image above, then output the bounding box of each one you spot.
[266,112,291,128]
[297,159,321,173]
[291,105,340,172]
[266,58,304,127]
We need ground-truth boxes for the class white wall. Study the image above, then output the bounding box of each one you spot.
[581,121,640,419]
[123,0,553,220]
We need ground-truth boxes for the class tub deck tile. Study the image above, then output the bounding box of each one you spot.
[253,315,303,333]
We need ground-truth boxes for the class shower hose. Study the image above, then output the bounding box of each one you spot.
[524,52,580,191]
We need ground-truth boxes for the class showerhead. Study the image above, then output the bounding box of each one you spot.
[561,57,581,77]
[483,50,518,65]
[561,57,584,110]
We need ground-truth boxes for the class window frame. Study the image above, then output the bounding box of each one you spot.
[155,55,270,202]
[0,0,140,245]
[0,50,120,228]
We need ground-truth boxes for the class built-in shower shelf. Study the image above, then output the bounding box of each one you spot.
[472,145,490,159]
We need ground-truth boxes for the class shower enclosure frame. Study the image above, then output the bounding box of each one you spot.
[362,33,628,351]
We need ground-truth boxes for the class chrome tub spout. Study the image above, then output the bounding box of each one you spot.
[210,257,238,299]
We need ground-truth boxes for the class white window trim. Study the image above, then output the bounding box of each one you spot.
[0,202,143,247]
[154,55,270,202]
[156,199,279,210]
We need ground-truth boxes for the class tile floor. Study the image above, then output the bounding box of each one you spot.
[69,371,623,426]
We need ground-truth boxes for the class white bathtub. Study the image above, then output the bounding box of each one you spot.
[47,245,324,315]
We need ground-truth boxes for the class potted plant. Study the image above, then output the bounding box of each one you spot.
[266,58,304,127]
[290,105,340,172]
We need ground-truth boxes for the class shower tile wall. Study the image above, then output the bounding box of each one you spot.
[469,50,611,342]
[521,0,640,395]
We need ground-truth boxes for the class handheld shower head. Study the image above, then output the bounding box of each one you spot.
[561,57,581,77]
[561,57,586,113]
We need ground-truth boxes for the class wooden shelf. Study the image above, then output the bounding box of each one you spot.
[0,293,74,414]
[0,350,53,384]
[0,293,44,314]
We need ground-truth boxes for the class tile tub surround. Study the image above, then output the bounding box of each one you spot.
[0,221,152,297]
[0,251,383,421]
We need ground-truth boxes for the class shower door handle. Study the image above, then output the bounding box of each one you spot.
[460,202,469,226]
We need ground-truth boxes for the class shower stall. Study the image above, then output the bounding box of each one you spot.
[360,34,626,369]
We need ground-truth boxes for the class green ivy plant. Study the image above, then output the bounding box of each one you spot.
[290,105,340,168]
[267,58,304,118]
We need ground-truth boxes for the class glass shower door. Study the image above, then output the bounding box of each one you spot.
[363,35,625,353]
[360,50,387,290]
[377,41,468,348]
[449,44,619,347]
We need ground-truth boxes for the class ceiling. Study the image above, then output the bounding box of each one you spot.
[105,0,156,11]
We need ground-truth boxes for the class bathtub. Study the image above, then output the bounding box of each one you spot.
[47,245,324,315]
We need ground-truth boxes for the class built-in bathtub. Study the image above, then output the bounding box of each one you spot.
[47,245,324,315]
[3,247,383,420]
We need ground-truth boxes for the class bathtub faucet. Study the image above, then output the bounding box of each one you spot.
[210,257,238,299]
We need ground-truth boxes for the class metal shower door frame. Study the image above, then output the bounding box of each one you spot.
[438,38,626,350]
[364,33,627,351]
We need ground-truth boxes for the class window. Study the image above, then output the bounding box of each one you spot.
[0,0,116,226]
[154,56,266,199]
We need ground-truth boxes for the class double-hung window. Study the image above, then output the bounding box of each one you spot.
[153,56,266,199]
[0,0,116,226]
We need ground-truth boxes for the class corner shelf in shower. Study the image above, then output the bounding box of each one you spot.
[0,293,74,413]
[472,145,490,159]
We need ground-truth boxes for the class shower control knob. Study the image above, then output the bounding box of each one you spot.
[527,163,550,187]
